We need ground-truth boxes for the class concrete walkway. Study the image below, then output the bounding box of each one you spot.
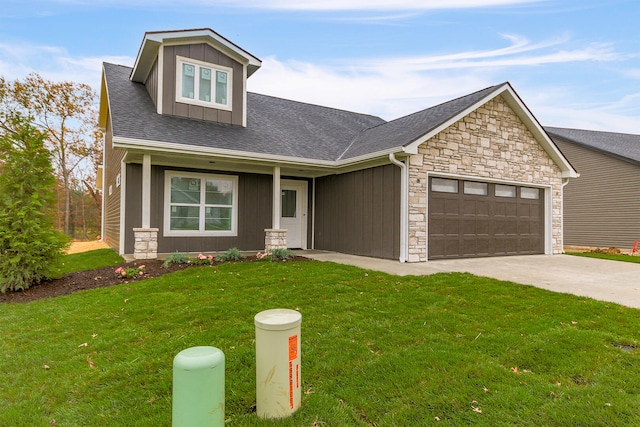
[298,251,640,309]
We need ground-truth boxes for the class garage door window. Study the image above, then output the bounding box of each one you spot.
[521,187,540,199]
[464,181,488,196]
[431,178,458,193]
[495,184,516,198]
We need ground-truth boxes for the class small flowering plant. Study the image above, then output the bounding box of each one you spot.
[115,265,146,279]
[191,253,215,265]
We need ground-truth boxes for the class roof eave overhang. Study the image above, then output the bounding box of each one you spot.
[112,137,409,171]
[403,84,579,179]
[130,29,262,83]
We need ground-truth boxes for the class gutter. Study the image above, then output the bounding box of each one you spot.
[389,153,408,263]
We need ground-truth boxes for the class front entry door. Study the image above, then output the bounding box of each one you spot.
[280,180,307,249]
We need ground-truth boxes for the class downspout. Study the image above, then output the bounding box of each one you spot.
[389,153,408,263]
[560,177,570,254]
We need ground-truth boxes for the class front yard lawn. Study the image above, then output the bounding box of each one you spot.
[2,259,638,426]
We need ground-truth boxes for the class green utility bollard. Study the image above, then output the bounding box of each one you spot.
[172,346,225,427]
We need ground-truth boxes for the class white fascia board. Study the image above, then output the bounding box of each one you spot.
[113,137,408,170]
[113,137,336,168]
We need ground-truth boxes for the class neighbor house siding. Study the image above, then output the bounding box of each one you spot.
[314,164,401,260]
[408,96,564,261]
[161,44,244,126]
[553,138,640,248]
[123,165,273,254]
[102,114,125,252]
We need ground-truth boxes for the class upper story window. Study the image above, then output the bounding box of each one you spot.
[176,56,232,110]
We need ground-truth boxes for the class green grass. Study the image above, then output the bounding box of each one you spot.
[567,251,640,264]
[50,248,124,277]
[2,260,639,426]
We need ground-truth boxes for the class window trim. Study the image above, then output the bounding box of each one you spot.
[164,171,238,237]
[175,56,233,111]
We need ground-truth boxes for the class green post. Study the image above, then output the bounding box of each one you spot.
[172,346,225,427]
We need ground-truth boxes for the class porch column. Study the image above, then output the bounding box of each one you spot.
[142,154,151,228]
[265,166,286,251]
[272,166,281,229]
[133,154,158,260]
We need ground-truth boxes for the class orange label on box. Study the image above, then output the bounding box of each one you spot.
[288,334,298,361]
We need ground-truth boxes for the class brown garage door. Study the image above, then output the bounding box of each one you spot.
[428,177,544,259]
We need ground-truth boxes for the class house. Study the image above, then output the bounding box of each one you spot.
[546,127,640,249]
[98,28,578,262]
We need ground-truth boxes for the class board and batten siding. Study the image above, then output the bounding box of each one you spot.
[161,44,244,126]
[144,56,159,107]
[314,164,401,260]
[123,165,274,254]
[102,114,125,252]
[554,137,640,248]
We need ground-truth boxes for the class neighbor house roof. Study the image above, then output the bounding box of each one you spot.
[545,127,640,166]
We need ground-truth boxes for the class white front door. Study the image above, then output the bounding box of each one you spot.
[280,180,307,249]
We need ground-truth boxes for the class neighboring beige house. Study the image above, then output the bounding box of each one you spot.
[99,28,577,261]
[547,127,640,250]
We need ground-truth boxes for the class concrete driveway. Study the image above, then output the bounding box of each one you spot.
[299,251,640,309]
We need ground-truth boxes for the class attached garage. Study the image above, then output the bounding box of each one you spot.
[428,177,545,259]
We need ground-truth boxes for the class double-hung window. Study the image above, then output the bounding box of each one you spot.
[176,56,232,110]
[164,171,238,236]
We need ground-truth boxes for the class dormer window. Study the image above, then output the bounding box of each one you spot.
[176,56,232,110]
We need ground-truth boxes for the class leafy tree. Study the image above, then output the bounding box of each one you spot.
[0,114,68,292]
[0,73,99,236]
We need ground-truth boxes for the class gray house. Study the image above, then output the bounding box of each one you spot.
[99,28,578,261]
[546,127,640,249]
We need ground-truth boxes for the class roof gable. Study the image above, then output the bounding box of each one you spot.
[130,28,262,83]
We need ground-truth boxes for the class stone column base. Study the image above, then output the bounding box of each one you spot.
[265,229,287,251]
[133,228,159,260]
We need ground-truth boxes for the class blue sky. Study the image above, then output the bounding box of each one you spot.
[1,0,639,133]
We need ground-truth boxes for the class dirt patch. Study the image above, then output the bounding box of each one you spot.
[0,256,310,304]
[67,240,110,254]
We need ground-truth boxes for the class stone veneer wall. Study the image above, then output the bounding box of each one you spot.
[133,228,159,260]
[265,228,287,251]
[407,96,564,262]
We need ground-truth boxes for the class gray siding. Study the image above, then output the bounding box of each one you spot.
[103,114,125,252]
[554,137,640,248]
[145,57,158,107]
[315,164,401,260]
[124,166,274,254]
[161,44,244,126]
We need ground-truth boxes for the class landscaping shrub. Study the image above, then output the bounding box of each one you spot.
[0,116,68,292]
[214,247,244,262]
[162,252,190,268]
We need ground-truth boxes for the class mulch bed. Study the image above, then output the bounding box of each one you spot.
[0,256,310,304]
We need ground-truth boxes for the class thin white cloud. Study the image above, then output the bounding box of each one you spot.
[49,0,543,10]
[249,34,623,122]
[0,41,134,89]
[210,0,543,11]
[355,35,620,72]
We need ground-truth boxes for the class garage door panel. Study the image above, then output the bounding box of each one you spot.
[429,178,544,259]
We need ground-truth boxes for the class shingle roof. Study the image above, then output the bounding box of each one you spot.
[104,63,386,162]
[339,83,507,159]
[104,62,516,164]
[545,127,640,165]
